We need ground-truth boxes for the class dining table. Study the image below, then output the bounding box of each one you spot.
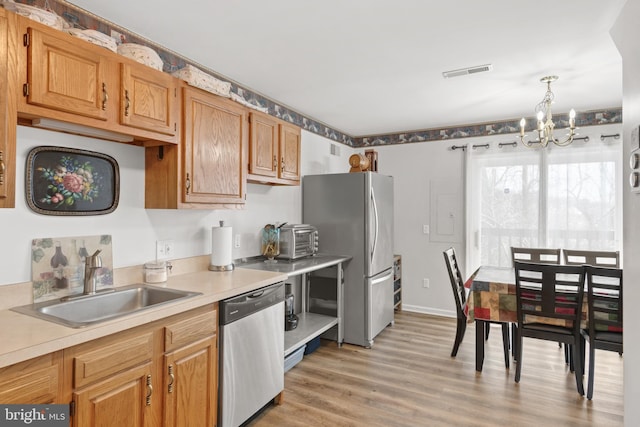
[464,266,517,372]
[464,264,620,372]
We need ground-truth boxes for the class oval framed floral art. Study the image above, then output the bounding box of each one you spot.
[26,146,120,215]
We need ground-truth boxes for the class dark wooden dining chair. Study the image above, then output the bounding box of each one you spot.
[513,261,586,396]
[562,249,620,268]
[443,248,511,367]
[511,247,561,265]
[511,246,569,363]
[581,265,623,400]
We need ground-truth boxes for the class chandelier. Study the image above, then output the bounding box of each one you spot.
[519,75,576,147]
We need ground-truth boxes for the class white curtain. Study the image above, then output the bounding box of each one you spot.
[465,135,622,271]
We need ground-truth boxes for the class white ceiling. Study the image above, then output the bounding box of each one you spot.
[69,0,626,137]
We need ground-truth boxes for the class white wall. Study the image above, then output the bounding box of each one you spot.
[0,127,351,286]
[612,1,639,423]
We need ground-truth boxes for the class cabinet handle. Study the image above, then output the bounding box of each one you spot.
[185,173,191,195]
[168,365,175,393]
[145,375,153,406]
[273,155,277,170]
[0,150,4,185]
[124,90,131,117]
[281,157,285,173]
[101,83,108,110]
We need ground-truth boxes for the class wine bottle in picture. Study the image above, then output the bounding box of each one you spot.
[50,241,68,289]
[66,239,82,288]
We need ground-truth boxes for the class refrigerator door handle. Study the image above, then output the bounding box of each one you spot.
[371,187,379,263]
[371,270,393,285]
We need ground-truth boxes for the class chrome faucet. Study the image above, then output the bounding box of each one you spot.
[83,249,102,295]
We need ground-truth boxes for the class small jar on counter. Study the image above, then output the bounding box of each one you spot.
[144,260,172,283]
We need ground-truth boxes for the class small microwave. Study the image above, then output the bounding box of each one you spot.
[278,224,319,260]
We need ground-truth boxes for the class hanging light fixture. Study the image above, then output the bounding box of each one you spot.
[519,75,576,147]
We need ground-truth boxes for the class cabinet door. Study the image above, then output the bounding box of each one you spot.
[182,87,247,205]
[0,10,16,208]
[26,26,108,120]
[249,111,278,178]
[120,63,177,136]
[164,336,217,427]
[279,122,301,181]
[74,362,155,427]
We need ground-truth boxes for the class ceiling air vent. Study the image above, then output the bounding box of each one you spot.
[442,64,493,79]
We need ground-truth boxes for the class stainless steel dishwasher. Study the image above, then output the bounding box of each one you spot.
[219,281,285,427]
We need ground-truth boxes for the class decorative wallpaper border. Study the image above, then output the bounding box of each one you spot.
[11,1,623,149]
[354,108,623,147]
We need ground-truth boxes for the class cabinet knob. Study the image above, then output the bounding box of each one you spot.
[168,365,175,393]
[124,90,131,117]
[102,83,108,110]
[145,374,153,406]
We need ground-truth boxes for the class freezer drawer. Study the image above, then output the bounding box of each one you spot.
[367,268,394,344]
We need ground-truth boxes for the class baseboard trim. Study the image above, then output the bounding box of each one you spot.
[400,304,456,319]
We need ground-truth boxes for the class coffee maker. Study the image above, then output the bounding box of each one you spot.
[284,283,298,331]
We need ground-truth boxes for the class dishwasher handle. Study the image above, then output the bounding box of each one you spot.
[220,282,284,325]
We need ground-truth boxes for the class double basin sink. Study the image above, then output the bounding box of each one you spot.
[12,284,201,328]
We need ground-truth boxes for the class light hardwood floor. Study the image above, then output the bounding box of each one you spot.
[250,311,623,427]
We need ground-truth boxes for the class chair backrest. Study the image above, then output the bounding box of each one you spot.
[514,262,586,333]
[511,247,561,266]
[585,265,623,339]
[562,249,620,268]
[443,247,466,317]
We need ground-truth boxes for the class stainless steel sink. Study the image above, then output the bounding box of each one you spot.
[11,284,202,328]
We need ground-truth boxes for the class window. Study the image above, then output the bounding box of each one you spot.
[465,133,622,270]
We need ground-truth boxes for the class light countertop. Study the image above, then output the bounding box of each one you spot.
[0,267,287,369]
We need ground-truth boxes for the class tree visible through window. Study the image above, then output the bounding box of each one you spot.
[466,137,622,270]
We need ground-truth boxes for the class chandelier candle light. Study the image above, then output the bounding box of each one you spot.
[519,75,577,147]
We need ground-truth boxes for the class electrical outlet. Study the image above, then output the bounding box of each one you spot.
[423,224,430,234]
[234,234,241,248]
[156,240,174,260]
[164,240,175,258]
[423,278,430,288]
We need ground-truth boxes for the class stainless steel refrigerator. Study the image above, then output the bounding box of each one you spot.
[303,172,394,347]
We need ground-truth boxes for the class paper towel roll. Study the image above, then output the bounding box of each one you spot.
[210,225,233,269]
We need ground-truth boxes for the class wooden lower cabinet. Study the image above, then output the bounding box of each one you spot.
[64,304,217,427]
[0,351,63,404]
[73,362,155,427]
[163,337,217,427]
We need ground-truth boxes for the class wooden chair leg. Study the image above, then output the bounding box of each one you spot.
[568,344,575,372]
[451,316,467,357]
[501,323,510,369]
[515,329,523,383]
[587,339,595,400]
[572,340,585,396]
[511,323,517,359]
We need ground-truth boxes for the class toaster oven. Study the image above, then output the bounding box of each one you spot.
[278,224,319,260]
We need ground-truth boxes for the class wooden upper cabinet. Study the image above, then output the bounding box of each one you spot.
[182,87,247,205]
[249,111,279,178]
[248,111,301,185]
[120,62,177,136]
[26,26,109,121]
[280,122,301,181]
[15,15,178,145]
[0,9,16,208]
